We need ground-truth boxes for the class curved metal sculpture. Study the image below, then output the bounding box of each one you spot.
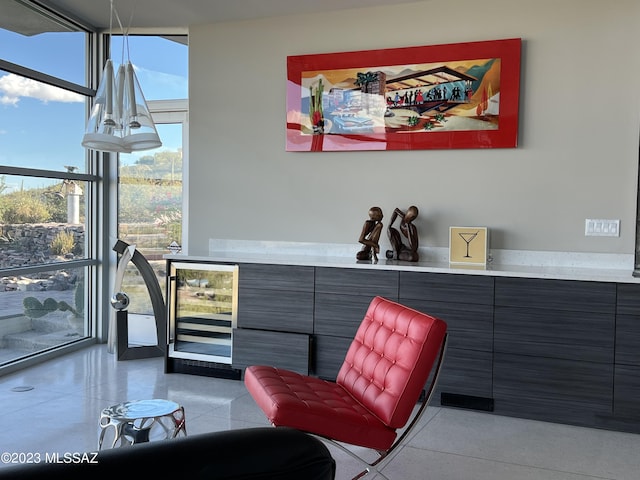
[112,239,166,360]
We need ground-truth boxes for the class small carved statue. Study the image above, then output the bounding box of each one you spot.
[356,206,384,263]
[386,206,420,262]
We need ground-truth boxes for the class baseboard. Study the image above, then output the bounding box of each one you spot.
[440,392,494,412]
[166,357,241,380]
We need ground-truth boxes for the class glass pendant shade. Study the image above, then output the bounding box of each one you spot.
[81,59,130,153]
[121,61,162,151]
[81,60,162,153]
[81,0,161,153]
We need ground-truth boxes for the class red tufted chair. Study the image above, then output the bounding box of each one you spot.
[244,296,448,479]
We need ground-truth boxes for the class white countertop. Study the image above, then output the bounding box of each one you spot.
[163,239,640,284]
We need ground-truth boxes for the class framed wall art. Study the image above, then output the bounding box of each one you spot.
[286,38,521,152]
[449,226,489,267]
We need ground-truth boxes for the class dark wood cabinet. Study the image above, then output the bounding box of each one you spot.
[494,277,615,313]
[314,267,399,298]
[613,283,640,423]
[236,263,314,333]
[236,288,314,333]
[399,271,494,305]
[399,272,494,402]
[615,284,640,366]
[232,328,310,374]
[312,267,399,379]
[494,306,614,363]
[493,277,616,427]
[493,353,613,426]
[166,255,640,434]
[313,293,373,338]
[233,263,314,372]
[312,334,352,380]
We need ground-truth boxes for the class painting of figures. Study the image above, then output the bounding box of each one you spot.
[286,38,521,152]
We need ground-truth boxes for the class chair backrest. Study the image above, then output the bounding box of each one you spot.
[336,296,447,429]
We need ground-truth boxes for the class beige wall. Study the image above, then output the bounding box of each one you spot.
[187,0,640,256]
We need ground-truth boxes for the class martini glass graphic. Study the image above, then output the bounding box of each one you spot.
[458,230,479,258]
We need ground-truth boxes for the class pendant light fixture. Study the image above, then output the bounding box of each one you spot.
[81,0,161,153]
[120,60,162,151]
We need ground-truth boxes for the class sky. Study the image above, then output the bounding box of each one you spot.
[0,28,188,189]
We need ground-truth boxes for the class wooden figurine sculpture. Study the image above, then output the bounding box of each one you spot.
[356,206,384,263]
[386,205,420,262]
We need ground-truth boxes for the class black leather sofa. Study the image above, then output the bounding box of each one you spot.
[0,427,336,479]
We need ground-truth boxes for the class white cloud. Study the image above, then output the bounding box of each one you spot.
[0,73,83,105]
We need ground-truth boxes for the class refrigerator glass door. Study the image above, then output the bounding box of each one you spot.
[168,262,238,364]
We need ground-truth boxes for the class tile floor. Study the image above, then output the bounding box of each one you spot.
[1,344,640,479]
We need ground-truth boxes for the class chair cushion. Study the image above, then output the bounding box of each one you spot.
[337,296,447,429]
[245,365,397,450]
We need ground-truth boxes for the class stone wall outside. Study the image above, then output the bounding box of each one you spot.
[0,223,84,270]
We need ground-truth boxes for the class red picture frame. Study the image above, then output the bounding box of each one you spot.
[286,38,521,152]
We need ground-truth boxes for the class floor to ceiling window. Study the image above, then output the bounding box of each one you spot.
[0,1,98,370]
[0,3,188,369]
[113,35,188,346]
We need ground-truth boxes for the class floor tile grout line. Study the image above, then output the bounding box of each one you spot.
[401,445,619,480]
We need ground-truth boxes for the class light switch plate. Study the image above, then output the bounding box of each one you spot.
[585,219,620,237]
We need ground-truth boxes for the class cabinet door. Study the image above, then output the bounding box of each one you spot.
[401,299,493,352]
[400,300,494,401]
[232,328,310,374]
[313,267,399,378]
[493,277,616,425]
[613,284,640,423]
[615,314,640,366]
[400,271,494,305]
[615,284,640,366]
[312,334,352,380]
[238,263,315,292]
[167,262,238,365]
[494,278,616,365]
[237,263,314,333]
[495,277,615,313]
[315,267,399,298]
[313,267,399,336]
[399,272,494,404]
[314,293,374,338]
[614,364,640,420]
[494,306,614,363]
[494,353,613,426]
[436,347,493,399]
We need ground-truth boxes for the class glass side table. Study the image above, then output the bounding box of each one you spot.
[98,398,186,449]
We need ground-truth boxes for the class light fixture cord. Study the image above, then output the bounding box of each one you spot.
[124,1,136,62]
[111,0,136,63]
[110,1,126,63]
[108,0,113,59]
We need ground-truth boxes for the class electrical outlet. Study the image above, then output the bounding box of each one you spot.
[585,219,620,237]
